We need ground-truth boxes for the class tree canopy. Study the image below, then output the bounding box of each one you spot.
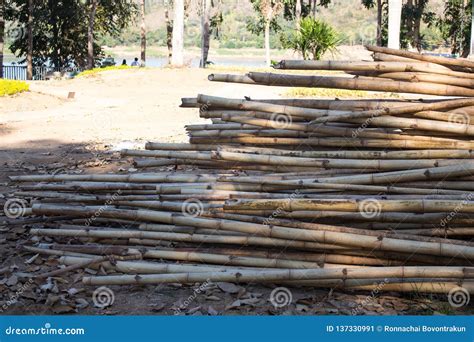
[6,0,137,68]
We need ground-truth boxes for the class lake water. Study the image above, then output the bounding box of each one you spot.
[4,55,267,68]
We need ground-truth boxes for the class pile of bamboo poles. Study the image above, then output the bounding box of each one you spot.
[207,45,474,97]
[9,47,474,297]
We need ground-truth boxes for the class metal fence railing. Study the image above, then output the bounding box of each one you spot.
[2,65,27,80]
[2,66,83,81]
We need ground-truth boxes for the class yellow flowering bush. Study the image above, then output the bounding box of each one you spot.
[77,65,133,77]
[0,79,30,97]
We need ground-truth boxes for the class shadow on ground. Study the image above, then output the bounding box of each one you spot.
[0,141,472,316]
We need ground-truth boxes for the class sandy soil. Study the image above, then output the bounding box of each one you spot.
[0,68,471,316]
[1,68,284,148]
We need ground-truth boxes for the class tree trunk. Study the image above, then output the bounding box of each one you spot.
[376,0,383,46]
[171,0,184,66]
[413,11,421,51]
[470,0,474,57]
[140,0,146,66]
[199,0,211,68]
[0,0,4,79]
[295,0,301,31]
[264,20,271,67]
[312,0,317,18]
[165,3,173,62]
[87,0,98,70]
[388,0,402,49]
[26,0,33,80]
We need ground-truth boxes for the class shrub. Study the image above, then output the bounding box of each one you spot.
[0,79,30,97]
[77,65,133,77]
[281,18,341,60]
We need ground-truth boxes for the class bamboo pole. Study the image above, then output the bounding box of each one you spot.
[365,45,474,71]
[273,60,454,75]
[247,72,474,97]
[224,198,474,213]
[373,72,474,88]
[82,266,474,285]
[31,204,474,259]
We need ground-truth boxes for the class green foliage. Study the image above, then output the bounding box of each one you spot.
[0,79,29,96]
[400,0,433,51]
[281,17,341,60]
[76,65,133,77]
[437,0,472,57]
[6,0,138,69]
[246,0,285,36]
[360,0,388,46]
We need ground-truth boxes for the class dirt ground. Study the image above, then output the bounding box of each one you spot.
[0,68,472,315]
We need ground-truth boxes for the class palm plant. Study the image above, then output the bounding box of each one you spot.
[281,17,341,60]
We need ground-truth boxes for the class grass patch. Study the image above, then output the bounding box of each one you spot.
[283,87,402,99]
[77,65,133,77]
[0,79,29,97]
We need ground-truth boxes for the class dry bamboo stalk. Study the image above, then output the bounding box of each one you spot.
[365,45,474,71]
[374,72,474,88]
[273,60,457,75]
[184,96,432,110]
[122,149,213,161]
[413,111,474,123]
[315,161,474,185]
[189,129,314,138]
[59,256,260,273]
[31,204,474,259]
[139,249,324,269]
[246,72,474,97]
[220,114,466,143]
[186,123,263,131]
[82,266,474,285]
[207,73,256,84]
[211,150,466,171]
[30,227,345,253]
[190,136,474,149]
[219,146,474,159]
[238,82,474,121]
[402,228,474,237]
[350,282,474,293]
[197,94,352,120]
[202,211,474,247]
[217,175,466,195]
[372,52,424,63]
[10,173,221,183]
[200,110,307,122]
[347,115,474,136]
[449,106,474,115]
[64,256,469,290]
[144,143,218,151]
[224,198,474,215]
